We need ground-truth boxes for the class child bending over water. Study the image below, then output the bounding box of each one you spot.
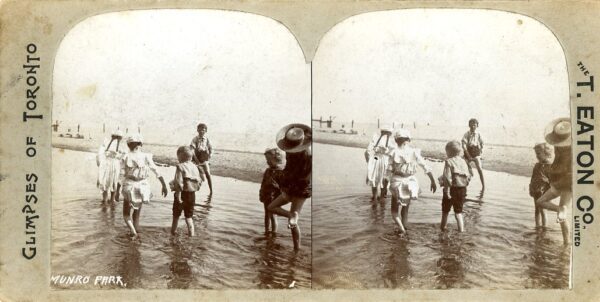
[529,143,553,229]
[535,118,572,244]
[259,148,285,234]
[268,124,311,251]
[120,134,168,238]
[387,129,437,237]
[170,146,204,236]
[439,141,471,232]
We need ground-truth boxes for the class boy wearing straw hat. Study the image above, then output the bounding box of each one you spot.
[268,124,311,251]
[535,118,572,244]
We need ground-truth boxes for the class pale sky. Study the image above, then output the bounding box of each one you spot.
[313,9,570,130]
[53,10,309,150]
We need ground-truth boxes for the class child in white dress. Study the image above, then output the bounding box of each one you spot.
[120,134,168,238]
[387,129,437,236]
[96,130,126,204]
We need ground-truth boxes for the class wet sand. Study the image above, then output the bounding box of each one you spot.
[312,143,570,289]
[51,149,311,289]
[53,136,265,183]
[315,131,535,177]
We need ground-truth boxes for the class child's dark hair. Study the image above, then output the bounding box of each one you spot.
[197,123,207,130]
[469,118,479,126]
[394,137,410,145]
[127,142,142,151]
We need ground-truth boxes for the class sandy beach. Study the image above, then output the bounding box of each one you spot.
[53,135,265,183]
[314,131,536,177]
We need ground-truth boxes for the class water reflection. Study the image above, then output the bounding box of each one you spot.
[167,237,194,289]
[435,235,466,289]
[381,242,412,288]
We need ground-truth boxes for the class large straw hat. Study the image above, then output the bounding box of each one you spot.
[276,123,311,153]
[544,118,571,147]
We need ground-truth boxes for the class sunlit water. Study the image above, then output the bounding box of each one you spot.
[312,143,570,289]
[51,149,311,289]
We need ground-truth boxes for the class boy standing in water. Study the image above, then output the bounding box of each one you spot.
[170,146,204,236]
[191,123,213,196]
[439,141,471,232]
[259,148,285,234]
[462,118,485,192]
[529,143,553,229]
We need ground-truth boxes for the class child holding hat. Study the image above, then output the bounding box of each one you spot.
[535,118,572,244]
[96,130,126,204]
[268,124,311,251]
[387,128,437,237]
[365,127,396,201]
[120,134,168,238]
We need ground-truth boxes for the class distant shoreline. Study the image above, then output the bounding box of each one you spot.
[314,134,534,178]
[53,137,265,184]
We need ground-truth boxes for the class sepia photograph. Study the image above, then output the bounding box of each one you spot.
[312,9,571,289]
[50,10,312,289]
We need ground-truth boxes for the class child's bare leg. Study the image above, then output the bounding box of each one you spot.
[263,203,271,233]
[371,187,378,200]
[391,196,406,233]
[171,216,179,235]
[441,212,449,231]
[455,213,465,232]
[203,164,213,195]
[123,203,137,236]
[474,158,485,191]
[185,218,195,236]
[102,191,109,203]
[267,193,291,219]
[289,197,306,227]
[291,224,301,251]
[270,213,278,233]
[382,179,389,198]
[110,192,116,203]
[400,202,410,229]
[558,191,572,243]
[115,183,121,201]
[132,207,141,231]
[536,187,561,212]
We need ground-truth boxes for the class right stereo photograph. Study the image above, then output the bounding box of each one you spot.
[311,9,571,289]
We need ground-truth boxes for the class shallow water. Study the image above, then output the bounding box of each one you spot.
[51,149,311,289]
[312,143,570,289]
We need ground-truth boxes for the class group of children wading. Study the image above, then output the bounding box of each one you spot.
[96,123,312,250]
[365,118,572,244]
